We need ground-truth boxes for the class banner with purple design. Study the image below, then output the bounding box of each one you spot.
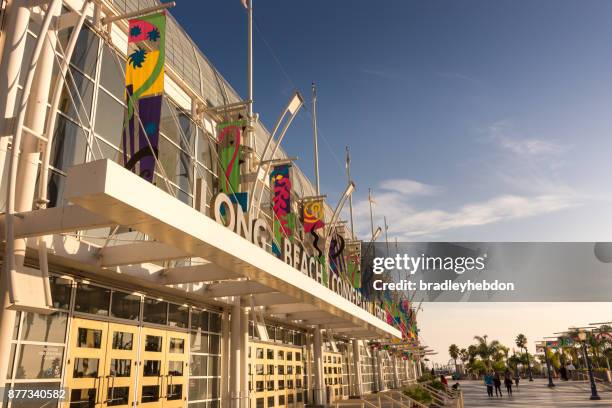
[122,12,166,182]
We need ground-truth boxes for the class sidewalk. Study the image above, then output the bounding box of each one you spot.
[460,378,612,407]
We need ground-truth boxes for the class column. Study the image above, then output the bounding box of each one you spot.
[240,307,249,408]
[231,299,242,408]
[0,0,32,384]
[351,340,363,397]
[376,350,386,392]
[392,356,400,389]
[404,359,410,383]
[305,333,313,404]
[221,309,230,408]
[313,326,325,406]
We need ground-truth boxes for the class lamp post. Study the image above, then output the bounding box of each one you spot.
[542,343,555,388]
[578,331,600,400]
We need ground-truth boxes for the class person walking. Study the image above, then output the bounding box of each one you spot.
[484,371,494,398]
[514,369,520,390]
[494,372,503,397]
[504,369,513,396]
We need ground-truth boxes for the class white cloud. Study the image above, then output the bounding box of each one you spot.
[488,121,569,156]
[379,179,439,196]
[352,183,580,239]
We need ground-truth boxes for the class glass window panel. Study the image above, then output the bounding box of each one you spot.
[73,357,99,378]
[58,68,94,124]
[143,360,161,376]
[141,385,160,403]
[169,337,184,354]
[188,378,207,401]
[50,114,88,173]
[268,396,275,407]
[143,298,167,325]
[189,355,207,376]
[196,129,213,170]
[168,360,183,376]
[256,398,264,408]
[95,136,122,164]
[209,312,221,333]
[208,356,219,377]
[190,331,208,353]
[58,27,99,77]
[77,328,102,348]
[70,388,96,407]
[15,344,63,379]
[75,283,110,316]
[256,348,264,359]
[167,384,182,401]
[209,334,220,355]
[168,303,189,328]
[267,349,273,359]
[20,311,67,343]
[191,310,209,331]
[48,170,67,208]
[94,89,124,147]
[100,46,125,99]
[50,276,72,309]
[112,331,134,350]
[109,359,131,377]
[256,364,263,375]
[107,386,129,406]
[144,335,163,352]
[158,135,193,200]
[111,291,140,320]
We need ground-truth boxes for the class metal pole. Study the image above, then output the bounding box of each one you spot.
[544,345,555,387]
[313,326,325,405]
[582,341,601,400]
[247,0,254,166]
[368,188,374,238]
[312,83,320,194]
[240,308,249,408]
[384,216,389,257]
[346,146,355,239]
[231,299,242,408]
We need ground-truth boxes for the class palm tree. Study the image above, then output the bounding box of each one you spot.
[516,333,533,381]
[473,335,502,369]
[449,344,460,374]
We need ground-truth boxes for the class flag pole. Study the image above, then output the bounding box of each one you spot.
[368,188,375,238]
[312,82,320,195]
[247,0,254,171]
[346,145,355,239]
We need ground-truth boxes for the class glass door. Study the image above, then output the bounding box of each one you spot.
[64,318,108,407]
[164,331,188,407]
[102,323,140,407]
[138,327,166,407]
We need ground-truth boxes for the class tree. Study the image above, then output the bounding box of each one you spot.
[516,333,533,381]
[473,335,502,369]
[449,344,460,369]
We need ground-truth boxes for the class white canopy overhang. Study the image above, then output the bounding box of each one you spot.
[47,159,401,340]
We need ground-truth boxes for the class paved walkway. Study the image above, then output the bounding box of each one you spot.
[460,378,612,407]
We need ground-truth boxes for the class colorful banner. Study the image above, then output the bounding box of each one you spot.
[122,12,166,182]
[303,199,325,232]
[329,230,346,277]
[217,120,245,195]
[270,164,295,256]
[346,240,362,288]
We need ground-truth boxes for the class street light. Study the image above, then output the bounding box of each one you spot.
[541,341,555,388]
[578,330,601,400]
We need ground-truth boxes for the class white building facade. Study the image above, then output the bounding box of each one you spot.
[0,1,422,407]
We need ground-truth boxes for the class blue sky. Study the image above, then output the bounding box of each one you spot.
[172,0,612,242]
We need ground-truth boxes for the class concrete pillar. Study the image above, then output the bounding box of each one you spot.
[0,0,32,384]
[240,307,249,408]
[392,356,399,389]
[221,309,230,408]
[351,340,363,397]
[376,350,386,392]
[313,326,325,406]
[305,333,313,403]
[404,359,410,383]
[231,299,242,408]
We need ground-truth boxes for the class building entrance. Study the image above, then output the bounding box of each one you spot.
[64,318,188,407]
